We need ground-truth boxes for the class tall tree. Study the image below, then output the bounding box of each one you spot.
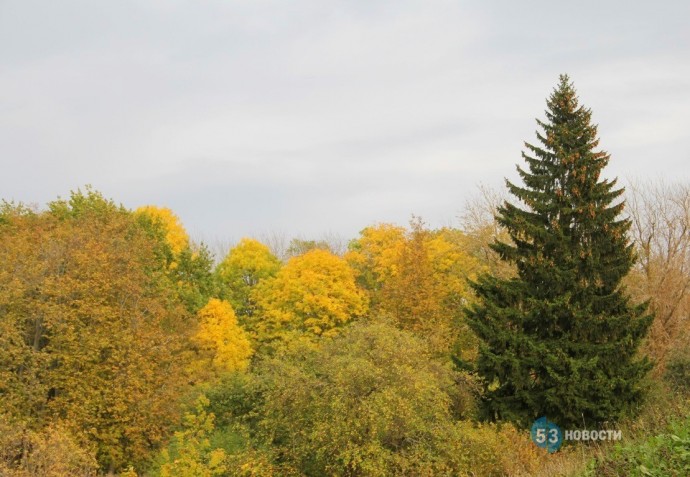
[0,190,194,470]
[466,75,652,428]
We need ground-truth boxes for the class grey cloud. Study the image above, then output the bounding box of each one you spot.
[1,1,689,245]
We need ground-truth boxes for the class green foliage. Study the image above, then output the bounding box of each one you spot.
[466,75,653,428]
[135,204,217,313]
[157,396,229,477]
[205,373,262,429]
[585,416,690,477]
[172,244,219,313]
[216,238,281,319]
[665,350,690,394]
[227,320,486,475]
[48,186,126,220]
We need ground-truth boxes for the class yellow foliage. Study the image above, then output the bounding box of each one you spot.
[216,238,281,317]
[135,205,189,256]
[427,228,487,300]
[363,220,487,355]
[159,396,228,477]
[192,299,253,377]
[0,416,98,477]
[0,197,194,470]
[445,421,551,476]
[345,223,406,293]
[252,249,368,345]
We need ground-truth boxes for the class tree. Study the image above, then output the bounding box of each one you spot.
[190,299,253,380]
[158,396,229,477]
[459,184,515,279]
[625,180,690,367]
[466,75,652,428]
[349,220,483,356]
[345,223,406,303]
[285,238,332,258]
[379,220,448,351]
[136,205,216,313]
[135,205,189,256]
[171,244,218,314]
[216,239,281,319]
[251,249,368,349]
[0,415,99,477]
[0,190,194,471]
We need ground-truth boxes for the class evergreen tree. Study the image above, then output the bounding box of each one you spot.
[466,75,652,428]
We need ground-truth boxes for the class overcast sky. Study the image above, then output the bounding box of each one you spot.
[2,1,689,249]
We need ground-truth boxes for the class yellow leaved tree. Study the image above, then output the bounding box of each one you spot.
[252,249,368,349]
[0,189,194,471]
[191,299,253,381]
[159,396,228,477]
[345,223,406,305]
[135,205,189,256]
[135,205,217,313]
[215,238,282,319]
[349,219,486,356]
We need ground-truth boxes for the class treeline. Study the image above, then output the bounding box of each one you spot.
[0,190,530,475]
[1,77,689,476]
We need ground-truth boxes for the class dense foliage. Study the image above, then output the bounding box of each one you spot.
[0,190,194,470]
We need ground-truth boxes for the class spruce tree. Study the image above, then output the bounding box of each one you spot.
[466,75,652,429]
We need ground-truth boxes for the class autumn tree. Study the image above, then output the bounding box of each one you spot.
[459,184,515,279]
[466,76,652,428]
[135,205,189,256]
[345,223,406,304]
[136,204,217,313]
[285,238,332,258]
[0,189,194,471]
[215,239,281,319]
[0,415,99,477]
[190,299,253,381]
[378,220,448,352]
[625,180,690,367]
[349,220,484,356]
[158,396,229,477]
[251,249,368,349]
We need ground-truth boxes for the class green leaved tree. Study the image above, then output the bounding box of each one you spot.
[466,75,652,429]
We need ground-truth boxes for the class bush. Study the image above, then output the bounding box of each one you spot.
[0,416,98,477]
[206,320,565,476]
[665,350,690,394]
[586,416,690,477]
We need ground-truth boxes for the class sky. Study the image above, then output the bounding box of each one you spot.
[2,0,689,250]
